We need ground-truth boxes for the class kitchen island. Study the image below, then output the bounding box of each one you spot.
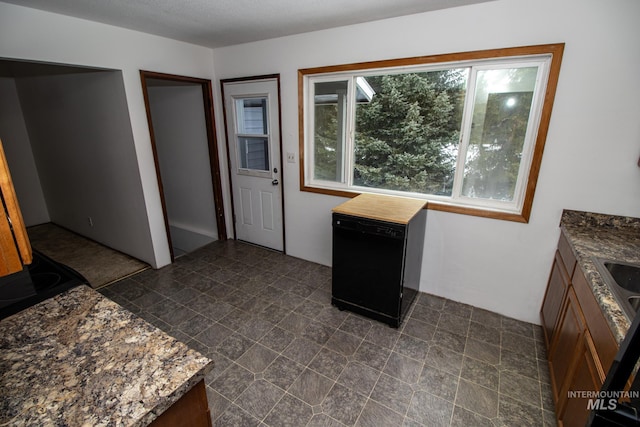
[0,285,213,426]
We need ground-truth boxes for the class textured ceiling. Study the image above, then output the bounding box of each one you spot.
[2,0,494,48]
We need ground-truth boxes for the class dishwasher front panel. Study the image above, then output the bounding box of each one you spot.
[331,213,409,326]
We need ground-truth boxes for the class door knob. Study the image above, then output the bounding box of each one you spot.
[272,179,279,186]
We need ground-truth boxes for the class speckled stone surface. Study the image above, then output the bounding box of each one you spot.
[560,210,640,343]
[0,285,212,427]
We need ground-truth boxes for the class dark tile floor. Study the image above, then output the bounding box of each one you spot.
[99,240,557,426]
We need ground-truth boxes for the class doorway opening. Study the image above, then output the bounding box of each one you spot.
[0,57,155,276]
[140,71,226,260]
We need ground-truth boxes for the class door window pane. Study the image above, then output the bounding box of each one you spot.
[462,67,538,201]
[236,98,267,135]
[238,137,269,171]
[353,70,467,196]
[313,80,348,182]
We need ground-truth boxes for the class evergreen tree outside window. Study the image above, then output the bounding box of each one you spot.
[353,70,467,196]
[299,44,564,222]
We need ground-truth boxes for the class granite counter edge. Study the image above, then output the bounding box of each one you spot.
[135,363,213,427]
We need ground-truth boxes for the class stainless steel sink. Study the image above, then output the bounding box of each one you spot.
[594,258,640,318]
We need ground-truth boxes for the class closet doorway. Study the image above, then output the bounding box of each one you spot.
[140,71,225,260]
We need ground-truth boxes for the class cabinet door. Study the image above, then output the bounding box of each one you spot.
[558,333,605,427]
[541,251,571,349]
[0,139,31,275]
[549,288,585,404]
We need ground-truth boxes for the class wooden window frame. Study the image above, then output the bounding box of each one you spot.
[297,43,564,223]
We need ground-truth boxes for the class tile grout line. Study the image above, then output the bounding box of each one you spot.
[101,241,554,427]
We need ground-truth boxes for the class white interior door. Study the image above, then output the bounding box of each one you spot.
[223,78,283,251]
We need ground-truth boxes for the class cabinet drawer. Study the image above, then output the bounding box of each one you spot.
[558,232,577,279]
[541,251,571,349]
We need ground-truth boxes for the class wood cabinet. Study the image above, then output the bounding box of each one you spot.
[149,380,212,427]
[558,333,605,427]
[541,232,618,426]
[541,233,576,349]
[548,288,585,403]
[0,138,31,276]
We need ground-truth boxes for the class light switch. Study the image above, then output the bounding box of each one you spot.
[287,152,296,163]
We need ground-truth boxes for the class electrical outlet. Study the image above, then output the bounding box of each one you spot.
[286,152,296,163]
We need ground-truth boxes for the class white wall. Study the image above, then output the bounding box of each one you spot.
[147,84,218,243]
[0,77,49,225]
[14,70,157,263]
[211,0,640,323]
[2,0,638,322]
[0,2,217,268]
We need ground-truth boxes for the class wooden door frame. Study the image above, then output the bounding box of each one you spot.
[220,74,286,253]
[140,70,227,261]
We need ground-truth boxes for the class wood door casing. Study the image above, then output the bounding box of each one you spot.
[140,70,227,262]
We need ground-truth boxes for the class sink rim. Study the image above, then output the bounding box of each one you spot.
[593,257,640,319]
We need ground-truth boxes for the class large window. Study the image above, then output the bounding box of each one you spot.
[299,44,564,222]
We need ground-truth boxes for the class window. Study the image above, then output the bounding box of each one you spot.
[235,97,269,172]
[299,44,564,222]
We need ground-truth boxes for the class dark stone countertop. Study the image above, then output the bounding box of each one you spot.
[0,285,212,426]
[560,210,640,343]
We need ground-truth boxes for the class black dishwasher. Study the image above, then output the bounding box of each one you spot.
[332,209,426,327]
